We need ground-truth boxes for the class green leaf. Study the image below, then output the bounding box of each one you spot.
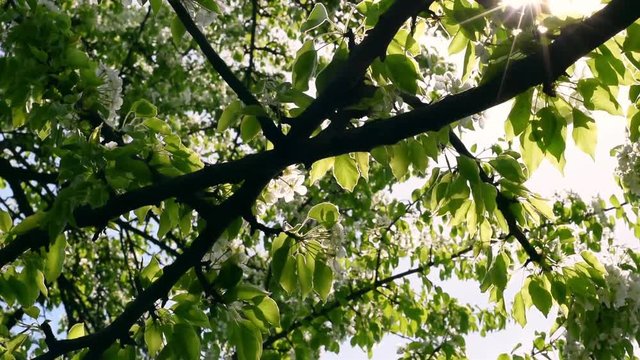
[389,142,410,180]
[577,79,621,115]
[170,16,186,45]
[301,3,328,32]
[512,292,527,327]
[408,139,428,173]
[355,152,370,181]
[534,107,566,164]
[457,156,480,183]
[145,321,163,356]
[140,256,163,286]
[256,296,281,327]
[297,253,314,297]
[371,146,389,165]
[240,116,261,142]
[572,109,597,159]
[528,196,555,220]
[231,320,263,360]
[490,252,510,290]
[315,46,348,94]
[271,236,292,285]
[195,0,220,12]
[333,154,359,191]
[462,40,477,83]
[174,303,210,328]
[580,251,607,275]
[6,334,27,353]
[150,0,162,13]
[313,258,333,302]
[292,41,317,91]
[171,324,200,360]
[520,125,544,175]
[279,255,297,294]
[307,202,340,227]
[35,270,47,296]
[565,272,595,297]
[506,90,533,139]
[490,155,525,182]
[23,305,40,319]
[68,323,85,339]
[629,108,640,142]
[234,285,267,302]
[44,235,66,282]
[64,48,90,68]
[215,262,244,290]
[0,210,12,232]
[528,277,552,316]
[448,30,468,55]
[309,157,334,184]
[241,105,268,117]
[590,54,619,86]
[623,23,640,52]
[143,117,171,135]
[217,100,243,131]
[384,54,420,94]
[131,99,158,118]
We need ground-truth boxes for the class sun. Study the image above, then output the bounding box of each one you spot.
[500,0,603,17]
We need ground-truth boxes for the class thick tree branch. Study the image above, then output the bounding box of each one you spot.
[0,157,57,184]
[167,0,285,145]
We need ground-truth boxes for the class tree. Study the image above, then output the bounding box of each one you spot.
[0,0,640,358]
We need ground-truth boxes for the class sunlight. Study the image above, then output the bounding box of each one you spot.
[546,0,602,17]
[501,0,603,17]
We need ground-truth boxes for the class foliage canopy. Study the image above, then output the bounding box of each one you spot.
[1,0,640,359]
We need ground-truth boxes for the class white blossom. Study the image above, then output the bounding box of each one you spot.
[564,259,640,358]
[589,197,609,224]
[257,166,307,213]
[96,63,124,128]
[194,9,217,28]
[104,141,118,150]
[615,142,640,196]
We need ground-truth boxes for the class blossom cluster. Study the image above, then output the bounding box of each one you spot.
[256,166,307,213]
[96,63,124,128]
[615,142,640,197]
[563,263,640,359]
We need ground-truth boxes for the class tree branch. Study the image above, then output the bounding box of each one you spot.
[0,157,57,184]
[244,0,259,85]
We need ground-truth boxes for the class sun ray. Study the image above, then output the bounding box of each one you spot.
[457,5,506,26]
[496,5,528,100]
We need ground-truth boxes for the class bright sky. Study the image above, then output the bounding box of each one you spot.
[322,97,631,359]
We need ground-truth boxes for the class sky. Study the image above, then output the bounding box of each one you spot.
[322,98,632,359]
